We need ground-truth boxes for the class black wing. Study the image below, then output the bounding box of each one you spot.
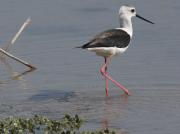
[81,29,131,49]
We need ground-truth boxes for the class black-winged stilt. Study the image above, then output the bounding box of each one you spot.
[77,5,154,96]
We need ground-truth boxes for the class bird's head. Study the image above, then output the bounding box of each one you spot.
[119,5,154,24]
[119,5,136,18]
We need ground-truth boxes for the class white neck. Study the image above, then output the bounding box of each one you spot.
[119,14,133,38]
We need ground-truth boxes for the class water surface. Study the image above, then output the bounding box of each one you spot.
[0,0,180,133]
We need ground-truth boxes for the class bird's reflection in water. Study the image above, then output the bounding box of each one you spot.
[101,94,129,132]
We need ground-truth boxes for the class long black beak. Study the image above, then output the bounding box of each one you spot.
[136,14,154,24]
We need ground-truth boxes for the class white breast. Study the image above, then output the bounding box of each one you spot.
[88,46,129,57]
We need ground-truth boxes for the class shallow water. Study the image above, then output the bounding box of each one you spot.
[0,0,180,133]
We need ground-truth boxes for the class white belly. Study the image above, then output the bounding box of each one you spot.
[87,46,129,57]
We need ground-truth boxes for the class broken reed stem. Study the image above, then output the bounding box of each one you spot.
[4,17,31,51]
[0,48,36,69]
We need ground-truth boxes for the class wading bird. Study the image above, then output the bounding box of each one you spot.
[77,5,154,96]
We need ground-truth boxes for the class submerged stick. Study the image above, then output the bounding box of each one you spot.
[0,48,36,69]
[4,17,31,51]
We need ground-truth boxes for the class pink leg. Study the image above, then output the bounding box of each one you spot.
[100,58,130,96]
[104,58,109,96]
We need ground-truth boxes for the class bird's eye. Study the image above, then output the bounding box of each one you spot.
[131,9,135,13]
